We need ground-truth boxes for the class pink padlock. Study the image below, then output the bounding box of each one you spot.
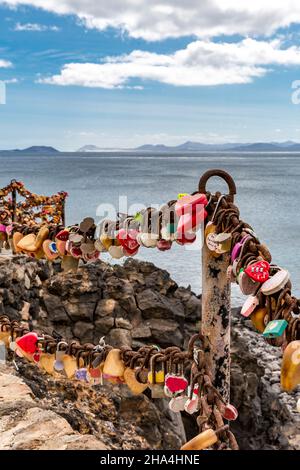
[175,193,208,217]
[241,295,259,317]
[231,235,251,263]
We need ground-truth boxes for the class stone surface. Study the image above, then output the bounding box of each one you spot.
[0,365,107,450]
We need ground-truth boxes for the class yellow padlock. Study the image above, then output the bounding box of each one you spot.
[281,340,300,392]
[250,306,268,333]
[124,368,148,394]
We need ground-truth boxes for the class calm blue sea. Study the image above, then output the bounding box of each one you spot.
[0,152,299,305]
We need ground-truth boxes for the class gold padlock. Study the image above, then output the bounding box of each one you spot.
[250,306,268,333]
[281,340,300,392]
[181,426,228,450]
[103,349,125,378]
[124,368,148,395]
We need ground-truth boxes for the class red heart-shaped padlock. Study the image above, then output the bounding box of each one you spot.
[70,245,82,259]
[157,239,172,251]
[89,367,101,378]
[16,332,39,354]
[117,229,139,255]
[222,404,238,421]
[165,375,188,393]
[56,230,69,242]
[245,260,270,283]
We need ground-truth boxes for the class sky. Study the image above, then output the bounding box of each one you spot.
[1,1,300,150]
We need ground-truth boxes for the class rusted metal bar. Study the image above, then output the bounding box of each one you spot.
[199,170,236,402]
[10,179,17,223]
[61,198,66,226]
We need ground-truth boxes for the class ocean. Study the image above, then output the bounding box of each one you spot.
[1,152,299,306]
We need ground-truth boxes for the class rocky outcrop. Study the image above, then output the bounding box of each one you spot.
[0,255,299,450]
[0,365,108,450]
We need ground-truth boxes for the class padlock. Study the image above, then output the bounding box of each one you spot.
[164,361,188,395]
[280,340,300,392]
[157,239,172,251]
[39,352,56,375]
[181,428,226,450]
[124,367,148,395]
[214,232,232,254]
[15,332,39,361]
[103,349,125,378]
[175,193,207,218]
[0,324,11,348]
[43,240,59,261]
[250,306,269,333]
[54,341,68,372]
[117,228,139,255]
[262,319,288,338]
[241,295,259,317]
[108,244,124,259]
[62,354,78,379]
[245,260,270,283]
[184,385,199,415]
[148,353,166,398]
[75,368,89,382]
[261,269,290,296]
[169,395,188,412]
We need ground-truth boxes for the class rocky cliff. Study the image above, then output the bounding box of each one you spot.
[0,255,299,450]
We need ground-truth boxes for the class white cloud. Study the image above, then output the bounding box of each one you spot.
[0,59,12,68]
[14,22,59,31]
[2,0,300,40]
[2,77,18,83]
[37,38,300,88]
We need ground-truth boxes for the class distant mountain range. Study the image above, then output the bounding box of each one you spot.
[134,140,300,152]
[0,146,59,155]
[1,142,300,154]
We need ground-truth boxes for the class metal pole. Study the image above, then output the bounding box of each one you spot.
[61,199,66,226]
[199,170,236,403]
[11,180,17,223]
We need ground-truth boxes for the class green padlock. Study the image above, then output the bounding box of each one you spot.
[262,319,288,338]
[166,223,176,234]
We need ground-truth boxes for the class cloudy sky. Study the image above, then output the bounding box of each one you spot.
[1,1,300,150]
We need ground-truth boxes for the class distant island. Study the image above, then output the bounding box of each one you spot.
[1,141,300,154]
[79,140,300,152]
[0,146,59,155]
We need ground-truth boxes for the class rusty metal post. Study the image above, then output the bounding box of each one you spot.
[61,198,66,226]
[199,170,236,402]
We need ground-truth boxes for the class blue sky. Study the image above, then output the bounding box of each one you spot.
[1,1,300,150]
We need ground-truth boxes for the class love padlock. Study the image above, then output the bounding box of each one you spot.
[245,260,270,283]
[117,228,140,255]
[221,404,238,421]
[165,374,188,394]
[169,395,188,413]
[16,332,39,355]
